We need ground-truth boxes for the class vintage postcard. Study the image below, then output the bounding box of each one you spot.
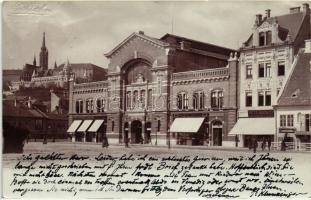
[2,1,311,199]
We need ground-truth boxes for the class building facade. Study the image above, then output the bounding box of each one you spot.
[275,40,311,150]
[230,3,311,147]
[68,31,238,146]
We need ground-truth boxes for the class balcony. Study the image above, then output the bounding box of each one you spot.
[172,67,229,82]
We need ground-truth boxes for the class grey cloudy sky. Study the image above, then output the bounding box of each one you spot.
[3,1,303,69]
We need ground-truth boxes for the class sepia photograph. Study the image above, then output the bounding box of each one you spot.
[2,1,311,199]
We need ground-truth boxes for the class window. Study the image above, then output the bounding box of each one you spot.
[287,115,294,127]
[75,100,83,113]
[259,32,265,46]
[245,92,252,107]
[133,91,138,108]
[278,61,285,76]
[177,92,188,110]
[86,99,93,113]
[265,63,271,77]
[35,119,43,130]
[140,90,146,108]
[306,114,310,132]
[96,98,105,113]
[126,91,131,109]
[265,91,271,106]
[258,91,271,106]
[157,120,161,132]
[259,31,272,46]
[280,115,287,127]
[266,31,272,45]
[258,63,265,77]
[246,64,252,79]
[112,121,115,132]
[193,91,205,110]
[211,90,224,108]
[258,92,264,106]
[147,89,152,109]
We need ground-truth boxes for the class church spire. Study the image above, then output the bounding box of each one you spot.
[42,32,46,49]
[39,32,48,70]
[33,54,37,66]
[54,60,57,69]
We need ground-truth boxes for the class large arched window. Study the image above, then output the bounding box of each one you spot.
[124,60,152,85]
[211,90,224,108]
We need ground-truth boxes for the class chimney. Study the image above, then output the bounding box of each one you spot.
[265,9,271,18]
[138,30,144,35]
[303,3,310,14]
[290,7,301,14]
[305,39,311,53]
[255,14,262,25]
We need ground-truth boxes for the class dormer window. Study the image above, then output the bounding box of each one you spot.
[259,31,272,46]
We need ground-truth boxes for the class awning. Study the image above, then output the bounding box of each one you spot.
[77,120,93,132]
[67,120,83,133]
[229,117,275,135]
[169,118,205,133]
[88,120,104,132]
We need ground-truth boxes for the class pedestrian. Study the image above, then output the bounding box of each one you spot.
[281,139,286,151]
[268,137,272,151]
[235,135,239,147]
[125,137,129,148]
[262,138,266,151]
[248,137,252,150]
[253,138,258,153]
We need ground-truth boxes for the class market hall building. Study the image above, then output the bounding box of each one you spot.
[229,3,311,147]
[67,31,239,147]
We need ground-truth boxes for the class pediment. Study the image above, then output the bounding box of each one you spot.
[105,32,169,58]
[258,21,272,30]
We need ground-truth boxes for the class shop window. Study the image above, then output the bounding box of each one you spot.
[245,92,252,107]
[278,61,285,76]
[35,119,43,130]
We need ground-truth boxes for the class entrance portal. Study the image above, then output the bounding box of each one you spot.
[212,121,223,146]
[131,120,142,144]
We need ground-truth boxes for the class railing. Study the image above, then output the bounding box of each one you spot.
[271,142,311,151]
[297,143,311,151]
[172,67,229,80]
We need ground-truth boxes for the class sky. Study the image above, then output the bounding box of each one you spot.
[2,1,304,70]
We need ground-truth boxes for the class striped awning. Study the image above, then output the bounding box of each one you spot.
[88,120,104,132]
[77,120,93,132]
[67,120,83,133]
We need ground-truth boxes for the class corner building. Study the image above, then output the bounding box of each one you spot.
[68,31,238,146]
[230,3,311,147]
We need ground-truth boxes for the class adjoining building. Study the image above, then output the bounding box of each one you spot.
[274,40,311,150]
[68,31,238,146]
[230,3,311,147]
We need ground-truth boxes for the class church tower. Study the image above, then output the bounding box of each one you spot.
[33,54,37,66]
[39,32,48,70]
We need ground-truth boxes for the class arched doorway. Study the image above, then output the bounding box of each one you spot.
[212,121,223,146]
[131,120,142,144]
[145,122,151,144]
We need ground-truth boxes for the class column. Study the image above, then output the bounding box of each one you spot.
[142,121,145,144]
